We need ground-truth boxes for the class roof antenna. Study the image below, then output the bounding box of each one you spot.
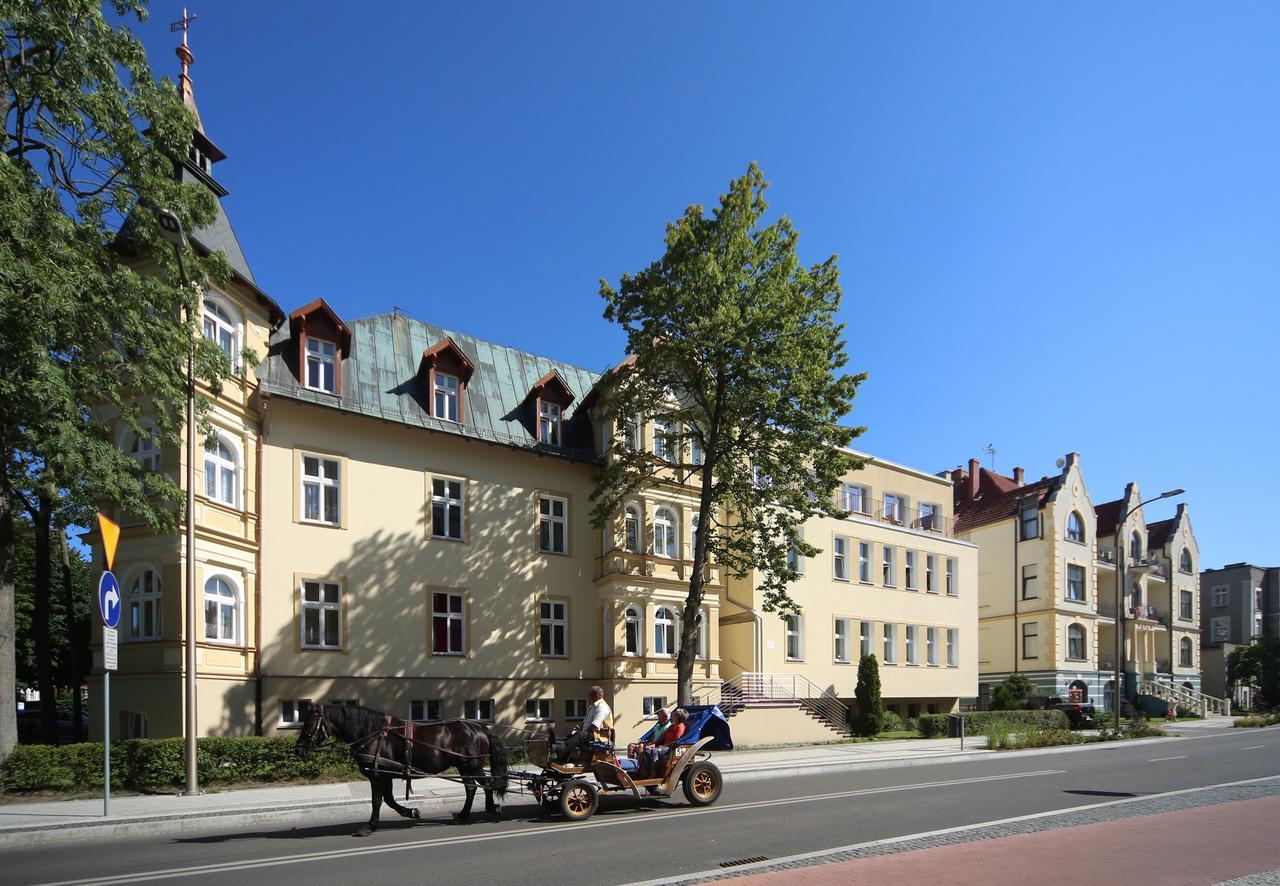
[984,443,997,472]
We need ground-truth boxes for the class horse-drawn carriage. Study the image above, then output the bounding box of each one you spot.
[295,702,731,834]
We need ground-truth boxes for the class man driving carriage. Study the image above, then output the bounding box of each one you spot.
[554,685,612,764]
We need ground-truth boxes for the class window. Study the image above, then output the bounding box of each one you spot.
[1021,564,1038,600]
[623,416,641,451]
[203,436,238,507]
[653,418,675,461]
[1066,564,1086,602]
[860,620,873,658]
[689,428,703,465]
[883,493,903,524]
[946,628,958,667]
[1020,506,1039,540]
[1213,586,1228,608]
[539,494,568,554]
[301,579,341,649]
[693,610,709,659]
[691,514,701,560]
[305,338,337,393]
[1067,624,1086,660]
[1130,531,1142,563]
[410,700,441,721]
[905,551,917,590]
[279,699,311,728]
[1066,511,1085,543]
[525,699,553,722]
[624,505,641,553]
[906,625,919,665]
[1211,617,1229,642]
[882,623,898,664]
[565,699,588,721]
[787,531,804,574]
[202,297,237,368]
[431,477,464,540]
[539,600,568,657]
[1179,548,1193,574]
[203,575,239,644]
[464,699,493,722]
[785,615,803,660]
[434,373,459,422]
[301,454,341,525]
[624,605,641,655]
[925,554,937,593]
[1180,590,1193,620]
[432,592,465,655]
[643,696,667,717]
[653,507,677,559]
[834,618,850,663]
[1021,622,1038,659]
[882,546,896,587]
[127,423,160,473]
[126,568,162,640]
[946,558,958,596]
[832,536,848,581]
[1179,637,1193,668]
[919,502,939,531]
[1130,580,1142,612]
[927,627,938,665]
[654,607,676,656]
[538,401,561,445]
[840,483,866,514]
[858,542,872,583]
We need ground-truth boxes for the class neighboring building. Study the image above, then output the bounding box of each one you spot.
[1200,563,1280,707]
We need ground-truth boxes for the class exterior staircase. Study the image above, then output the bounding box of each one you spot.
[698,672,850,738]
[1138,679,1231,718]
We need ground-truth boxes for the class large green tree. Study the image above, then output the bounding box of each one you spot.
[1228,638,1280,711]
[1,0,238,758]
[591,164,865,705]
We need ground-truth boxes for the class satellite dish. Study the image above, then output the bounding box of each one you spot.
[1056,457,1066,469]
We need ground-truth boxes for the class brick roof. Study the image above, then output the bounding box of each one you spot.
[1146,517,1175,551]
[1094,498,1123,538]
[954,468,1061,533]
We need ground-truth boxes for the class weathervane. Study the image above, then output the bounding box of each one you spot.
[171,8,198,80]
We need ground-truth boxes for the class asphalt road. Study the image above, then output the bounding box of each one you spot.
[5,726,1277,886]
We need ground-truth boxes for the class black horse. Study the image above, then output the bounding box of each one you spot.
[295,703,508,836]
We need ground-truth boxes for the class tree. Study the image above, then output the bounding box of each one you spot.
[592,164,865,705]
[1228,638,1280,711]
[0,0,239,758]
[852,653,883,737]
[991,673,1036,711]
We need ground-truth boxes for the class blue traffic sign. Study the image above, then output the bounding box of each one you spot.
[98,571,122,629]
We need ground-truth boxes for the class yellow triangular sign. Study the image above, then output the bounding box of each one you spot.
[97,513,121,572]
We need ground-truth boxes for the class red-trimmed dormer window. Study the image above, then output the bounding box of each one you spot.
[529,370,576,446]
[290,299,351,396]
[420,338,475,424]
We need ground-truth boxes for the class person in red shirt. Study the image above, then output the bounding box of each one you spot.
[643,708,688,776]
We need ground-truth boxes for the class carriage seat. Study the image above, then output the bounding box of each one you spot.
[616,756,640,773]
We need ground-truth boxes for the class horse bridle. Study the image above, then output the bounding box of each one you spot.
[300,709,330,753]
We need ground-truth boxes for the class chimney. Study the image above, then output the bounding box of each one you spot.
[968,458,980,501]
[1013,467,1024,486]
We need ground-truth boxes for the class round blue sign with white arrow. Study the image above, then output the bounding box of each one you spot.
[98,571,122,629]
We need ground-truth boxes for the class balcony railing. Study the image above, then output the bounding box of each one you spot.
[1097,547,1116,565]
[595,548,720,585]
[841,497,956,537]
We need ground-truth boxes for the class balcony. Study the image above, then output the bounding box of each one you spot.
[843,498,956,538]
[596,548,720,585]
[1096,548,1116,567]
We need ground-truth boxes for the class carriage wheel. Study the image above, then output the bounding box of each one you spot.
[682,761,722,806]
[559,780,599,821]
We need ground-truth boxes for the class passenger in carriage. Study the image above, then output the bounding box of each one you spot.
[642,708,688,777]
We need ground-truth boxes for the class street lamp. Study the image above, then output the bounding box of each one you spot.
[154,208,199,797]
[1112,488,1184,732]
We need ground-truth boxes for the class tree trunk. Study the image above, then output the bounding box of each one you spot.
[59,530,82,743]
[0,486,17,759]
[676,457,718,708]
[34,495,56,743]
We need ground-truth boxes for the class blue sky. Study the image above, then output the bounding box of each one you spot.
[137,2,1279,567]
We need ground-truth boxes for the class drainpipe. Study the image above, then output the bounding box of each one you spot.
[253,389,269,736]
[1012,515,1019,675]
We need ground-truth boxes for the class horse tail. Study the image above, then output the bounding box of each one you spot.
[486,728,509,797]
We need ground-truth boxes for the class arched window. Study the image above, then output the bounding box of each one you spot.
[204,435,239,507]
[203,574,240,644]
[653,507,677,559]
[1066,623,1086,660]
[624,605,642,656]
[1066,511,1085,543]
[1129,530,1142,562]
[624,505,641,554]
[1179,548,1193,574]
[693,610,708,659]
[124,421,160,473]
[202,296,239,369]
[126,567,162,640]
[654,606,676,656]
[1179,637,1193,668]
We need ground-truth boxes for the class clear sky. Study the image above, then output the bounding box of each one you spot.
[135,2,1279,568]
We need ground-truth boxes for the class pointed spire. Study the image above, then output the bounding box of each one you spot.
[171,8,203,132]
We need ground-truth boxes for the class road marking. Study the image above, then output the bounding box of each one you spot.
[624,774,1280,886]
[1148,756,1187,762]
[1243,745,1265,750]
[30,770,1065,886]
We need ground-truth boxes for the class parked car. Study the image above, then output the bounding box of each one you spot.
[1024,696,1097,730]
[16,707,88,744]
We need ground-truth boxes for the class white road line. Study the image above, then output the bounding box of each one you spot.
[624,774,1280,886]
[30,770,1065,886]
[1243,745,1265,750]
[1148,756,1187,762]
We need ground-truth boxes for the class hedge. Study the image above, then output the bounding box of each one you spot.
[916,709,1069,738]
[1,737,360,793]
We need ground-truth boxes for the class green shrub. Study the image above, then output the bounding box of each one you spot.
[1233,714,1277,728]
[991,674,1036,711]
[852,654,884,736]
[916,709,1068,738]
[879,710,905,733]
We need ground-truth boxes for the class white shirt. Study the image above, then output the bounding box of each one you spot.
[582,698,612,734]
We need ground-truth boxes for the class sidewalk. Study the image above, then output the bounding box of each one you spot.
[0,736,994,846]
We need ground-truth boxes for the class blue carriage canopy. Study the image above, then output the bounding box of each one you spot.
[639,704,733,750]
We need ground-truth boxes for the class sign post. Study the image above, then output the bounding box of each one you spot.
[96,515,121,817]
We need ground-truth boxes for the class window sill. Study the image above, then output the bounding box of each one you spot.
[1065,597,1087,604]
[432,651,466,657]
[785,658,805,663]
[834,577,851,583]
[430,535,466,543]
[302,645,345,653]
[834,659,851,665]
[122,636,164,644]
[278,723,303,730]
[1065,538,1088,546]
[302,385,338,396]
[539,550,569,557]
[539,654,569,660]
[524,718,554,725]
[301,519,344,530]
[199,494,243,514]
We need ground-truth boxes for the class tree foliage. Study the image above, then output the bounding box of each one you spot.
[991,673,1037,711]
[1228,637,1280,711]
[0,0,239,758]
[852,653,883,737]
[591,164,865,703]
[13,518,91,693]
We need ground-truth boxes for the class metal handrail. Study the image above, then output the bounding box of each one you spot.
[1138,679,1231,717]
[706,672,849,733]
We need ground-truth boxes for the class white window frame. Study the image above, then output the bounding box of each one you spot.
[1179,548,1193,574]
[305,337,337,393]
[1020,506,1040,541]
[926,626,939,666]
[203,573,241,645]
[565,699,588,721]
[689,426,703,465]
[431,476,465,541]
[946,557,958,596]
[279,699,312,729]
[301,453,341,525]
[785,614,803,661]
[653,507,677,559]
[859,620,873,658]
[203,433,240,509]
[840,483,867,514]
[539,494,568,554]
[431,591,465,656]
[1066,623,1087,660]
[125,420,161,473]
[859,542,872,583]
[1067,511,1085,543]
[1179,589,1194,621]
[410,699,442,721]
[125,566,163,641]
[201,294,240,371]
[525,698,553,722]
[883,493,903,524]
[834,618,850,664]
[882,546,896,587]
[787,531,804,574]
[1213,586,1228,608]
[301,578,342,650]
[906,624,919,665]
[434,372,460,422]
[833,536,848,581]
[624,504,641,553]
[1022,621,1038,659]
[918,502,939,531]
[883,623,898,664]
[925,554,937,593]
[947,628,959,667]
[653,418,675,461]
[539,599,568,658]
[654,606,676,656]
[538,401,561,445]
[642,696,667,718]
[905,550,917,590]
[1179,637,1193,668]
[464,699,494,722]
[624,605,642,656]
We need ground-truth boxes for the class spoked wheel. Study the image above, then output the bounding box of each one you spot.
[559,780,599,821]
[682,761,722,806]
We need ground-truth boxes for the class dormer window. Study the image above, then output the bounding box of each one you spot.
[539,401,561,445]
[435,373,460,422]
[305,338,337,393]
[525,369,575,448]
[420,338,475,426]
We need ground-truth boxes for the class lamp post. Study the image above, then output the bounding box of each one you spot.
[154,208,199,797]
[1112,487,1184,733]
